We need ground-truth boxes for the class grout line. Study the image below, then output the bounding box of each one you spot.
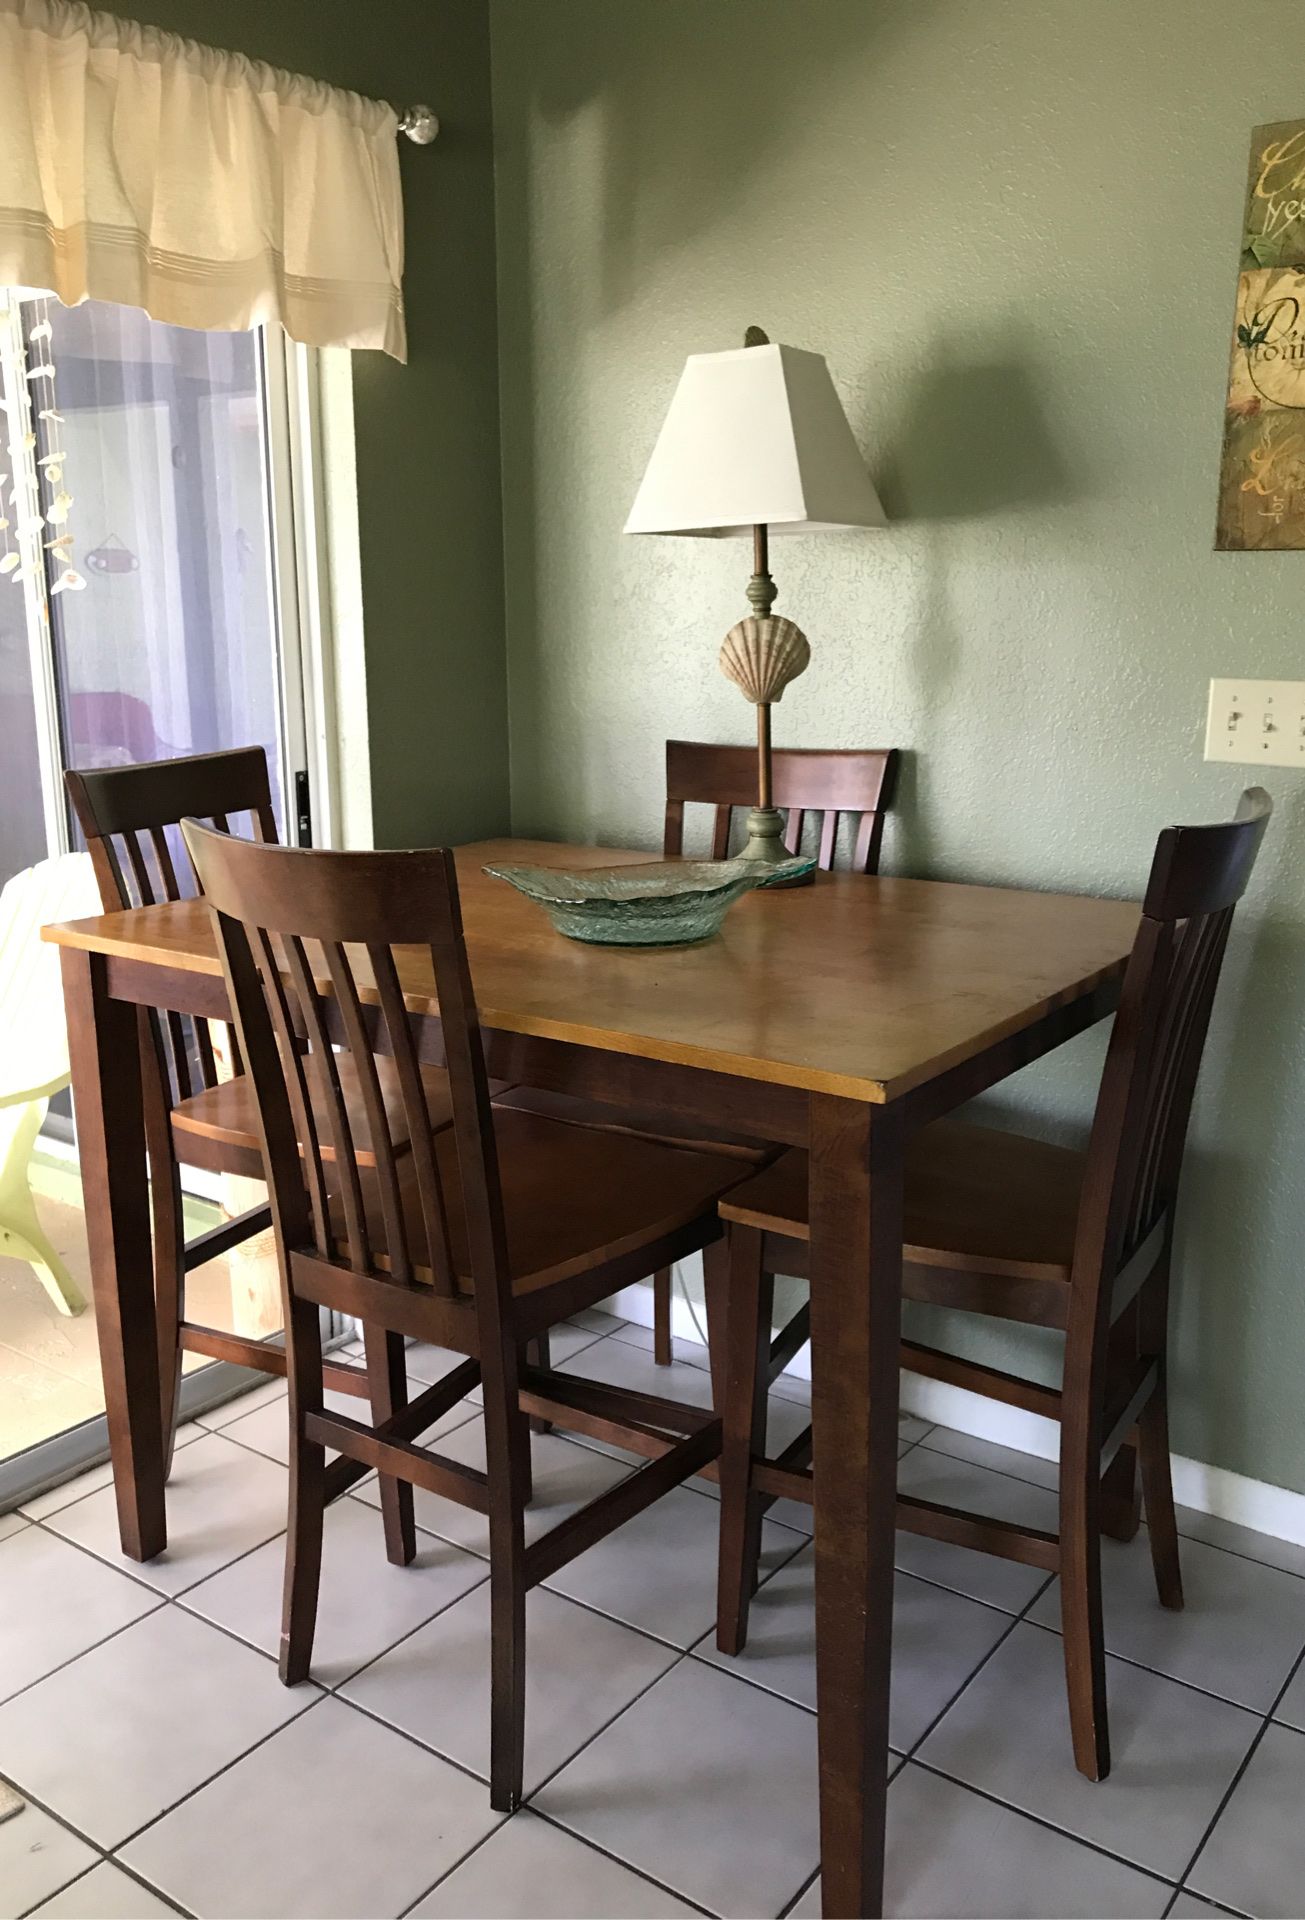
[316,1567,493,1697]
[327,1686,515,1793]
[32,1854,197,1920]
[393,1666,721,1920]
[0,1531,169,1712]
[521,1804,720,1919]
[1170,1890,1253,1919]
[4,1772,113,1917]
[907,1750,1181,1897]
[901,1573,1057,1766]
[779,1865,821,1919]
[1169,1640,1305,1903]
[1016,1608,1304,1720]
[107,1689,330,1857]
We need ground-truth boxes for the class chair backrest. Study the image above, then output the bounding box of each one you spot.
[1075,787,1272,1310]
[663,739,898,872]
[0,851,100,1105]
[179,822,511,1336]
[65,748,277,1104]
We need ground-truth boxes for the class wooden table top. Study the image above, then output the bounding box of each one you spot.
[44,837,1140,1105]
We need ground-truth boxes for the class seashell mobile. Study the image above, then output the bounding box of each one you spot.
[0,294,84,599]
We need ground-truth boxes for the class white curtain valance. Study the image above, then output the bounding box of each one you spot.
[0,0,406,359]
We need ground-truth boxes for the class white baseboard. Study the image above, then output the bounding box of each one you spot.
[602,1275,1305,1552]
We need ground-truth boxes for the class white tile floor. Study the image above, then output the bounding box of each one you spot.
[2,1313,1303,1918]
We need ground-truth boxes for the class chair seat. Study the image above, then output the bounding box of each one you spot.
[327,1107,747,1296]
[491,1086,773,1163]
[171,1058,495,1174]
[719,1119,1085,1283]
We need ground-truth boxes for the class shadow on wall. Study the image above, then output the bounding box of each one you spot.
[874,343,1076,524]
[522,0,942,314]
[868,338,1082,879]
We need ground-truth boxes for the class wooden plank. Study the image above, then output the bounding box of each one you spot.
[306,1408,490,1512]
[523,1420,722,1588]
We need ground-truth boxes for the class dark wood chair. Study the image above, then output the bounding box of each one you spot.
[664,737,899,872]
[712,787,1272,1783]
[64,749,471,1467]
[180,820,745,1810]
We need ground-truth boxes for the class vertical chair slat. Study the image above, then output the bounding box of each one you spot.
[282,934,370,1272]
[324,940,413,1285]
[711,806,733,860]
[148,826,184,902]
[252,926,331,1256]
[818,810,839,869]
[369,943,457,1296]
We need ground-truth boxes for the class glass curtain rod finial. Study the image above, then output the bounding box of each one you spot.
[397,104,439,145]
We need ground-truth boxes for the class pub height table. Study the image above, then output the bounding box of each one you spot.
[46,838,1137,1918]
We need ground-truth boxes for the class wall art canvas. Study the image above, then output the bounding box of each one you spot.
[1217,121,1305,549]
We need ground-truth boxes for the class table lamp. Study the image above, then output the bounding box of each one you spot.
[625,327,885,870]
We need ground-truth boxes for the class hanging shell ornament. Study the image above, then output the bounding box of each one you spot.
[46,490,72,525]
[29,319,52,344]
[718,615,811,705]
[0,552,19,575]
[50,567,86,595]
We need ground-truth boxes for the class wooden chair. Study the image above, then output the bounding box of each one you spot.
[180,820,745,1810]
[64,749,473,1467]
[713,788,1272,1783]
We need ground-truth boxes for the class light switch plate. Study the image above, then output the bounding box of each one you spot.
[1205,678,1305,766]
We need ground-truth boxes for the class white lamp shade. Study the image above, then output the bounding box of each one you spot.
[625,341,885,537]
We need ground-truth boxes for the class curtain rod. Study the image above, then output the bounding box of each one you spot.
[397,104,439,144]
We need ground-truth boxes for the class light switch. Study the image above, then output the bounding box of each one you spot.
[1205,678,1305,767]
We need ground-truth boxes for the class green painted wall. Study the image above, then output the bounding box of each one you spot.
[489,0,1305,1493]
[127,0,510,848]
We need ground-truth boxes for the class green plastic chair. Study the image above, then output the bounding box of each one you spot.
[0,851,100,1315]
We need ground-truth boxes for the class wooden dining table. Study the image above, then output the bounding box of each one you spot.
[44,836,1139,1919]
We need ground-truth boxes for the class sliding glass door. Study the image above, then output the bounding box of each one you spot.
[0,292,326,1499]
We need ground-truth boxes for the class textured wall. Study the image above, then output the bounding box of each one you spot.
[125,0,510,848]
[491,0,1305,1491]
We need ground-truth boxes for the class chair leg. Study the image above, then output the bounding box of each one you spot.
[148,1140,186,1480]
[1100,1439,1141,1543]
[280,1298,327,1686]
[717,1225,774,1657]
[364,1326,416,1567]
[1101,1300,1141,1542]
[484,1351,531,1812]
[653,1266,673,1365]
[1137,1258,1183,1610]
[1059,1418,1110,1781]
[701,1235,729,1411]
[525,1332,551,1438]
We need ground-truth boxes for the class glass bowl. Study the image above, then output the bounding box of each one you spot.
[483,854,817,946]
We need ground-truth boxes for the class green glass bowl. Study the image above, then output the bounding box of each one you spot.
[484,854,817,946]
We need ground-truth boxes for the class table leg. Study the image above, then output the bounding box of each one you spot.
[61,947,166,1561]
[808,1094,904,1920]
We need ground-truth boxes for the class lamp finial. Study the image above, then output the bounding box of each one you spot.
[743,325,770,348]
